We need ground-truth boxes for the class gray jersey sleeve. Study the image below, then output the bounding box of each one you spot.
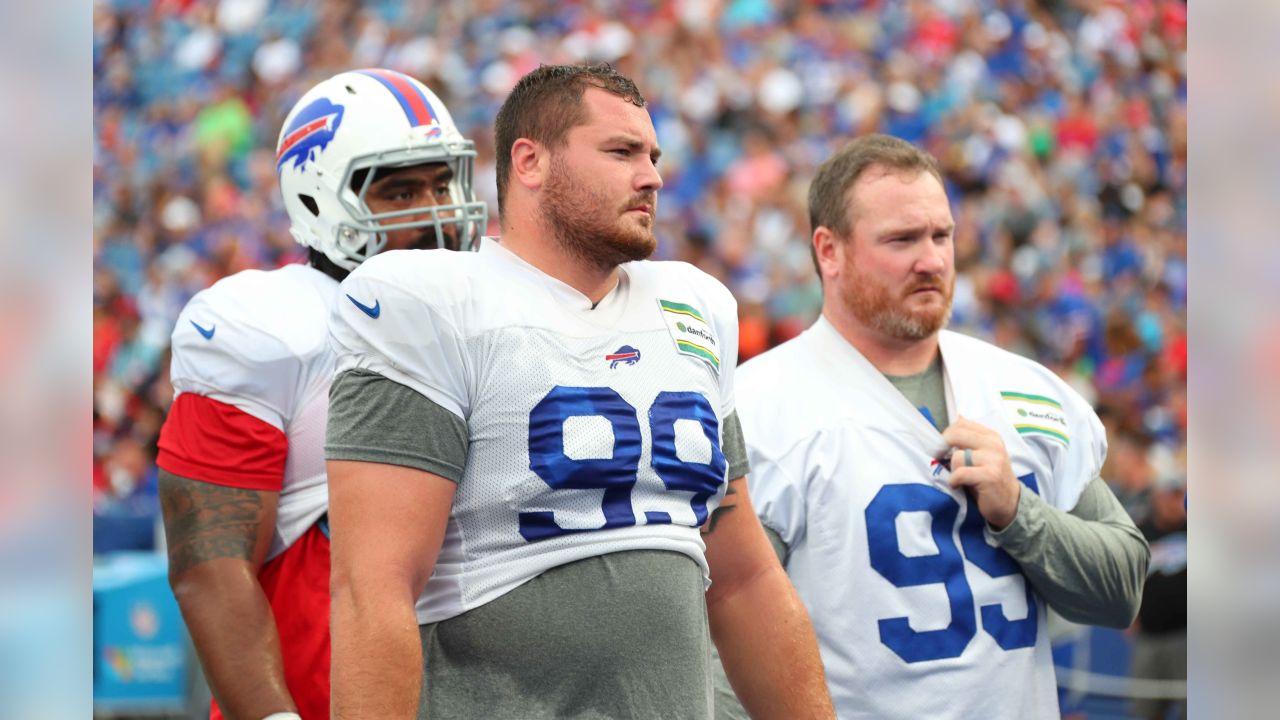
[721,411,750,480]
[325,369,469,483]
[991,474,1151,627]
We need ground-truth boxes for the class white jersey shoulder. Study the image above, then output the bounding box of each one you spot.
[736,320,1101,719]
[170,263,339,558]
[735,330,839,550]
[342,241,737,323]
[619,257,740,414]
[171,263,338,429]
[333,241,740,417]
[623,257,739,319]
[331,246,490,418]
[737,328,842,458]
[333,239,741,624]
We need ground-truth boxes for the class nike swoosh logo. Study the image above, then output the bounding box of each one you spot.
[347,294,381,319]
[190,320,215,340]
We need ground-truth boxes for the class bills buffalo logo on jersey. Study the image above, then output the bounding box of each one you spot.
[606,345,641,369]
[276,97,345,172]
[931,456,949,477]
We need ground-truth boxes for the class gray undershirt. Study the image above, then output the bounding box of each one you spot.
[326,369,469,481]
[327,369,751,719]
[420,550,713,720]
[883,355,949,431]
[712,358,1150,719]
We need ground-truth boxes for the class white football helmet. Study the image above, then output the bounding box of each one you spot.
[276,69,488,270]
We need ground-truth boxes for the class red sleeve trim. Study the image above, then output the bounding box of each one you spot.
[157,393,288,491]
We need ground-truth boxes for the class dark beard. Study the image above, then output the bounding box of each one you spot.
[541,155,657,272]
[404,223,460,251]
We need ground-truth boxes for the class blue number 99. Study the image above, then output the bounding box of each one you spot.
[520,386,643,541]
[865,474,1042,662]
[519,386,726,541]
[866,484,977,662]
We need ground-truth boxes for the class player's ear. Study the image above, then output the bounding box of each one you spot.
[510,138,547,192]
[813,226,844,282]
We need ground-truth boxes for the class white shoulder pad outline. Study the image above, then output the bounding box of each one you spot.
[330,249,478,420]
[169,266,336,430]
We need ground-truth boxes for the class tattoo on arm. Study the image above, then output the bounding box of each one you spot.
[159,470,271,576]
[702,481,739,535]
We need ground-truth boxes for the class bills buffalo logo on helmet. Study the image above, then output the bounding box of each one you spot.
[277,97,345,172]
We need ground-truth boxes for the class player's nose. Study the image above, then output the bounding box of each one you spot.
[914,240,947,275]
[635,156,662,192]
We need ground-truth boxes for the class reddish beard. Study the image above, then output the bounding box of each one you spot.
[541,154,657,271]
[842,261,954,341]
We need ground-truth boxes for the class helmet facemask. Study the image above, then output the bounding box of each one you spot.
[334,141,487,264]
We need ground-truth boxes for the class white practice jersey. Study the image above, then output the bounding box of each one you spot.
[738,317,1105,720]
[168,263,338,559]
[330,239,741,624]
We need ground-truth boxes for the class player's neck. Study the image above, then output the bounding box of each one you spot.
[822,307,940,376]
[497,224,619,305]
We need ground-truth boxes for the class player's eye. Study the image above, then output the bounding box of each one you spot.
[375,186,418,204]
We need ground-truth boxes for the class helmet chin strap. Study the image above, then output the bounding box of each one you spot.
[308,247,350,282]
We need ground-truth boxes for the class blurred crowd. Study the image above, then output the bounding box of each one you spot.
[92,0,1186,535]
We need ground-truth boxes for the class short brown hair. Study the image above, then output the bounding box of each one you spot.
[808,134,943,273]
[493,63,647,216]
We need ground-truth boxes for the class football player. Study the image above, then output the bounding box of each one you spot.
[325,63,834,719]
[155,69,486,720]
[720,134,1150,719]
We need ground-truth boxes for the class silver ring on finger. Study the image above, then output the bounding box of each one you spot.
[964,448,973,468]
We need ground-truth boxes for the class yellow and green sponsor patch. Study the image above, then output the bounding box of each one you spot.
[675,339,720,371]
[658,299,706,323]
[1001,391,1070,446]
[659,299,720,373]
[1000,391,1063,409]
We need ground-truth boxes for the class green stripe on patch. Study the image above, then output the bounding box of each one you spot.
[1015,424,1070,444]
[659,300,706,323]
[1001,391,1064,410]
[676,339,720,370]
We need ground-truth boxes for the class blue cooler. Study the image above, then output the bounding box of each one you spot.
[93,552,189,714]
